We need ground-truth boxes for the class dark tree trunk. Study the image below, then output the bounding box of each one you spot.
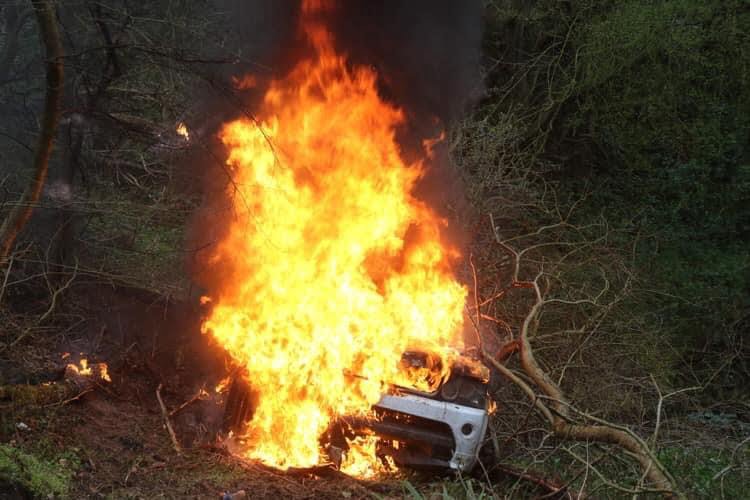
[0,0,64,265]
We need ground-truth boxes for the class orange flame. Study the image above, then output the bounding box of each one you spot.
[214,376,232,394]
[340,435,396,478]
[176,122,190,141]
[66,358,111,382]
[201,1,466,474]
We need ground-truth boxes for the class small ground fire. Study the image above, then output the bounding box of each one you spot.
[200,0,467,475]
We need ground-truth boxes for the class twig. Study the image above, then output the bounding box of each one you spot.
[650,375,701,447]
[712,435,750,481]
[156,383,181,455]
[491,462,575,499]
[4,260,78,351]
[43,388,94,408]
[481,346,554,426]
[169,388,206,417]
[0,254,13,305]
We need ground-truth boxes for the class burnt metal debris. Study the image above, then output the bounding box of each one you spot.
[221,351,492,473]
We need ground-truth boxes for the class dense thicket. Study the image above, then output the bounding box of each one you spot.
[482,0,750,396]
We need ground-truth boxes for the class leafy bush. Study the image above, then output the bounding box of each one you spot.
[483,0,750,393]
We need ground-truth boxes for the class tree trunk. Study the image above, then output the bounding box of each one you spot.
[0,0,64,264]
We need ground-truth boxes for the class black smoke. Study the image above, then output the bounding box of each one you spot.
[213,0,483,138]
[317,1,483,231]
[330,1,484,135]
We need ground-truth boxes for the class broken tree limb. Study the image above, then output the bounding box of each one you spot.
[156,383,182,455]
[518,279,681,497]
[0,0,64,264]
[479,217,685,499]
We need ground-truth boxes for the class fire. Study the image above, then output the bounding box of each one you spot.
[66,358,111,382]
[76,358,92,376]
[176,122,190,141]
[214,376,231,394]
[340,435,396,479]
[99,363,112,383]
[201,0,466,474]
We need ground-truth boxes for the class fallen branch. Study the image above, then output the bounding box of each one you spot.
[44,388,94,408]
[478,215,685,498]
[156,383,182,455]
[516,279,681,497]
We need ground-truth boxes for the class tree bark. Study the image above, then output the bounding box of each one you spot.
[0,0,64,264]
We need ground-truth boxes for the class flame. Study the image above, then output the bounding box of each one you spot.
[66,358,111,382]
[77,358,92,376]
[99,363,112,383]
[340,435,395,479]
[215,376,231,394]
[176,122,190,141]
[201,1,466,474]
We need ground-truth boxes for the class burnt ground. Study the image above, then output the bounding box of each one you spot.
[0,286,410,499]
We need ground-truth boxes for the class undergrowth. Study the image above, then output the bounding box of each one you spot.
[0,442,79,498]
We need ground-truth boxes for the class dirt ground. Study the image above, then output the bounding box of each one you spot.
[2,374,400,498]
[0,286,429,499]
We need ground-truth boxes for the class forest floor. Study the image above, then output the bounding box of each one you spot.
[1,352,401,499]
[0,286,459,499]
[1,286,748,499]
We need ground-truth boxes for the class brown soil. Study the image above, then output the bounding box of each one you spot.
[0,286,404,499]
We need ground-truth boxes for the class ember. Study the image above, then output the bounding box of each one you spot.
[200,0,467,475]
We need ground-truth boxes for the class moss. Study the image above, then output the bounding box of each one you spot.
[0,444,78,498]
[0,383,78,407]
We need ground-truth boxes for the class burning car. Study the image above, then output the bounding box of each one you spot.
[200,0,479,476]
[222,351,492,474]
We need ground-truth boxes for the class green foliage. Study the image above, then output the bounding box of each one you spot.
[574,0,750,383]
[483,0,750,391]
[659,445,750,499]
[0,443,79,498]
